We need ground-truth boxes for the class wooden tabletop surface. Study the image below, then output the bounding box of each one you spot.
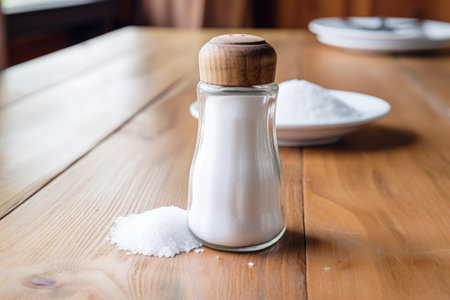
[0,27,449,299]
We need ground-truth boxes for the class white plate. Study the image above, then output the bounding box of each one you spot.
[308,17,450,52]
[189,90,390,147]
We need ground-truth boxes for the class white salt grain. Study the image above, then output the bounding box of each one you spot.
[110,206,202,258]
[194,248,205,253]
[276,79,362,125]
[248,262,255,267]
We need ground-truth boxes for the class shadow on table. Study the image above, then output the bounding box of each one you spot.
[332,125,417,152]
[259,229,324,255]
[393,48,450,57]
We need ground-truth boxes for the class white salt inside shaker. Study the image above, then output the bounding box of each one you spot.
[187,34,286,251]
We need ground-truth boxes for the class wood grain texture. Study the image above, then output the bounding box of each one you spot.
[0,28,311,220]
[0,27,173,107]
[199,34,276,86]
[0,28,449,299]
[396,54,450,116]
[300,43,450,299]
[0,76,306,299]
[0,28,209,218]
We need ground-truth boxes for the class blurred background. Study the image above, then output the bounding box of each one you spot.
[0,0,449,69]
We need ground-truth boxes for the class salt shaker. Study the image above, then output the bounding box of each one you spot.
[188,34,286,251]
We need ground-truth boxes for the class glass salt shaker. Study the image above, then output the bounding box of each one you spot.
[188,34,286,252]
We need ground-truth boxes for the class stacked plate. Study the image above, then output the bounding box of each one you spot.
[308,17,450,53]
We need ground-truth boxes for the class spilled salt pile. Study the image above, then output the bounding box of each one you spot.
[276,79,362,125]
[110,206,202,257]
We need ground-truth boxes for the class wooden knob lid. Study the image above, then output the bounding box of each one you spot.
[199,34,277,87]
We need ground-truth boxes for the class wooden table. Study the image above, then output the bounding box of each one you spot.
[0,27,449,299]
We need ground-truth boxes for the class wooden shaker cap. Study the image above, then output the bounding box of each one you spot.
[199,34,277,87]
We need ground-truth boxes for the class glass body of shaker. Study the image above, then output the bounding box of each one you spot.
[187,82,286,252]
